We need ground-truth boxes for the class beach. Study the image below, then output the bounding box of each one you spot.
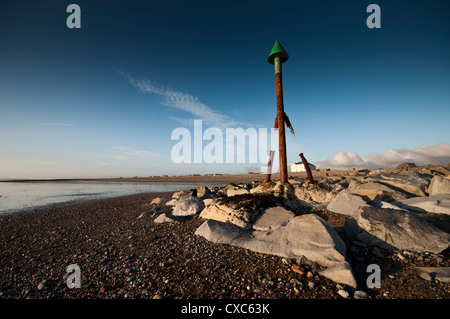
[0,170,449,300]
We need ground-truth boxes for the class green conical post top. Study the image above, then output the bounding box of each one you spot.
[267,40,289,64]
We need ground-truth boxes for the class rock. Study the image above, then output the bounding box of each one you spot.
[394,162,417,174]
[350,181,409,202]
[429,176,450,196]
[199,194,277,229]
[370,199,408,211]
[327,189,369,216]
[172,197,204,216]
[366,172,430,197]
[251,206,295,231]
[337,289,349,298]
[250,181,312,210]
[319,262,357,289]
[391,194,450,215]
[195,214,357,287]
[150,197,170,205]
[196,186,211,199]
[172,188,197,199]
[153,213,182,224]
[203,198,215,207]
[37,280,47,290]
[414,267,450,283]
[165,198,178,206]
[227,188,249,197]
[353,290,368,299]
[294,185,339,204]
[345,206,450,253]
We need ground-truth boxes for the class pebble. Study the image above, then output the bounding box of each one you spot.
[354,290,368,299]
[37,280,47,290]
[307,281,315,289]
[153,294,162,299]
[337,289,349,299]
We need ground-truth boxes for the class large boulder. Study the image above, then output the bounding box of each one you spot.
[428,176,450,196]
[365,172,431,197]
[195,214,357,288]
[349,180,409,202]
[327,189,369,216]
[345,206,450,253]
[391,194,450,215]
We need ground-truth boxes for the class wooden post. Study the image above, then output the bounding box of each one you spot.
[265,150,275,182]
[299,153,314,184]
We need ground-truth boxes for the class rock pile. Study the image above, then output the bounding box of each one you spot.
[151,163,450,290]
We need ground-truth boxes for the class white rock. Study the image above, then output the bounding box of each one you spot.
[327,189,369,216]
[151,197,170,205]
[319,262,357,289]
[195,214,357,287]
[172,197,204,216]
[153,213,181,224]
[391,194,450,215]
[429,176,450,196]
[346,206,450,253]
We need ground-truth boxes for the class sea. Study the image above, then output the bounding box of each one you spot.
[0,181,220,214]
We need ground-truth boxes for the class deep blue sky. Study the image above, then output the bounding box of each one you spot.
[1,0,449,178]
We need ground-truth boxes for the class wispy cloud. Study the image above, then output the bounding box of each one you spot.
[315,143,450,169]
[120,72,246,128]
[34,123,75,127]
[102,146,163,163]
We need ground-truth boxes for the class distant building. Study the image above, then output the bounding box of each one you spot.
[290,162,316,173]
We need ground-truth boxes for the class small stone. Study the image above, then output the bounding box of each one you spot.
[308,281,315,289]
[153,294,162,299]
[307,271,314,278]
[290,278,301,285]
[397,253,406,261]
[37,280,47,290]
[337,289,349,298]
[354,290,368,299]
[293,287,300,294]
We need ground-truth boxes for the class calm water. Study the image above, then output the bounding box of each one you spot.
[0,181,219,214]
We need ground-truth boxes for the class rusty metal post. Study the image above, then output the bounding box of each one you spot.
[299,153,314,184]
[268,40,290,184]
[265,150,275,182]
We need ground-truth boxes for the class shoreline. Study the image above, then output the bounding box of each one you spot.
[0,169,369,184]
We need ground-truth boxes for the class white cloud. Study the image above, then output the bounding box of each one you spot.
[121,72,245,128]
[315,143,450,169]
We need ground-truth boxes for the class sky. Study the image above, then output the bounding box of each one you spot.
[1,0,449,179]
